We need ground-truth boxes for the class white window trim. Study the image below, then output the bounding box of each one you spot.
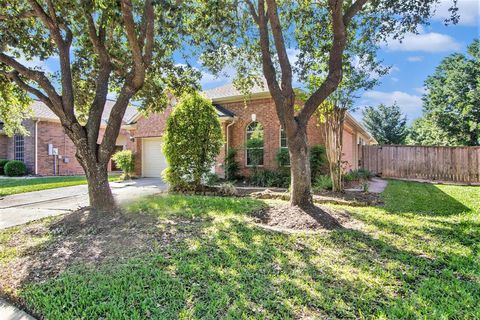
[279,127,290,167]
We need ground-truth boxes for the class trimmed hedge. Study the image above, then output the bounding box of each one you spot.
[4,160,27,177]
[0,159,9,175]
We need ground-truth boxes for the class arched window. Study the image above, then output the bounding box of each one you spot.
[246,122,264,166]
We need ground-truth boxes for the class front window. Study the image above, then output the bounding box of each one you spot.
[246,122,264,166]
[280,127,288,149]
[279,127,290,166]
[14,135,25,162]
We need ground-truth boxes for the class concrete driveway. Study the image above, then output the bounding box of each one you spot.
[0,178,167,230]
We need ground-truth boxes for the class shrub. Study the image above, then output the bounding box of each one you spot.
[217,182,237,196]
[312,174,332,192]
[344,168,373,182]
[0,159,9,175]
[4,160,26,177]
[310,145,327,181]
[205,172,219,186]
[163,92,223,191]
[225,148,240,181]
[250,169,290,188]
[111,150,134,180]
[275,148,290,167]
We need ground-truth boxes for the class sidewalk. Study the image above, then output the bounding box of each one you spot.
[0,299,35,320]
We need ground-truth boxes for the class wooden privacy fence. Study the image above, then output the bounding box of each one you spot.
[359,145,480,184]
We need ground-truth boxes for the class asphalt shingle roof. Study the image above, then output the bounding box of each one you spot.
[203,80,269,100]
[31,100,138,125]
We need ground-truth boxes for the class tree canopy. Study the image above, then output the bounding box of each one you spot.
[408,39,479,146]
[0,0,200,210]
[362,103,408,145]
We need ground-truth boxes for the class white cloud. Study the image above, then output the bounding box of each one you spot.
[383,29,461,53]
[14,53,56,74]
[407,56,424,62]
[414,87,428,95]
[358,90,423,121]
[390,77,399,82]
[433,0,479,26]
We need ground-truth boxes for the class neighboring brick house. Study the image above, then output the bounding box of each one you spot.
[0,82,375,177]
[131,82,376,178]
[0,100,136,175]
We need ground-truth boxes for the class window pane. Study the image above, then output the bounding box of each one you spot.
[246,122,264,166]
[14,135,25,162]
[280,127,287,148]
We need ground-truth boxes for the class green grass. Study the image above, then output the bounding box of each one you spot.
[2,181,480,319]
[0,175,121,196]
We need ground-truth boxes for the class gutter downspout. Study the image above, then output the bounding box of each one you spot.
[34,120,39,175]
[225,117,237,179]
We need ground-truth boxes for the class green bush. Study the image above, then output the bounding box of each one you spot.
[312,174,333,192]
[4,160,26,177]
[310,145,327,181]
[163,92,223,191]
[0,159,9,175]
[205,172,219,186]
[275,148,290,167]
[111,150,134,180]
[344,168,373,182]
[250,169,290,188]
[225,148,240,181]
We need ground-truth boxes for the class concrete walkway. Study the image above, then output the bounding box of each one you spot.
[0,178,166,230]
[0,299,35,320]
[345,177,388,193]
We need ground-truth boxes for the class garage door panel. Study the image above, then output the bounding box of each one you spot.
[142,138,167,177]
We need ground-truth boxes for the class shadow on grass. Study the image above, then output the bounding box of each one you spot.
[382,180,472,216]
[3,193,480,319]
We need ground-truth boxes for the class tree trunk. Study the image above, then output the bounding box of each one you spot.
[83,160,116,212]
[323,107,346,192]
[289,127,312,207]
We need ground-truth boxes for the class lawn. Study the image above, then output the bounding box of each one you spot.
[0,181,479,319]
[0,175,121,196]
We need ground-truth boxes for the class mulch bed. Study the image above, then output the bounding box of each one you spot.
[252,204,363,233]
[250,189,383,207]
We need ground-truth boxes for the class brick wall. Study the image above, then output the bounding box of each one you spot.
[4,120,36,174]
[0,135,8,159]
[215,98,325,177]
[36,121,134,176]
[134,107,172,138]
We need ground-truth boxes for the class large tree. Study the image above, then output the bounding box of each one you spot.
[188,0,454,207]
[0,0,198,211]
[362,103,408,145]
[408,39,480,146]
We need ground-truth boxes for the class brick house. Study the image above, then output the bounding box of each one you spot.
[0,82,375,177]
[131,82,376,178]
[0,100,136,175]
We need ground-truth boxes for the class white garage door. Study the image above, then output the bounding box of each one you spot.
[142,138,167,177]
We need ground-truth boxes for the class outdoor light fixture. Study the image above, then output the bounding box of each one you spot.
[251,113,256,122]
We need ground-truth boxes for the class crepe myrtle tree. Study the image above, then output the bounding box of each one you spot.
[315,60,382,192]
[0,0,199,211]
[186,0,456,207]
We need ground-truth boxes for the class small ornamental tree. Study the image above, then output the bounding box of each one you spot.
[163,93,223,191]
[112,150,134,180]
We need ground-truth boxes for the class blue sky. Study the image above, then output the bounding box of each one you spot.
[22,0,479,124]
